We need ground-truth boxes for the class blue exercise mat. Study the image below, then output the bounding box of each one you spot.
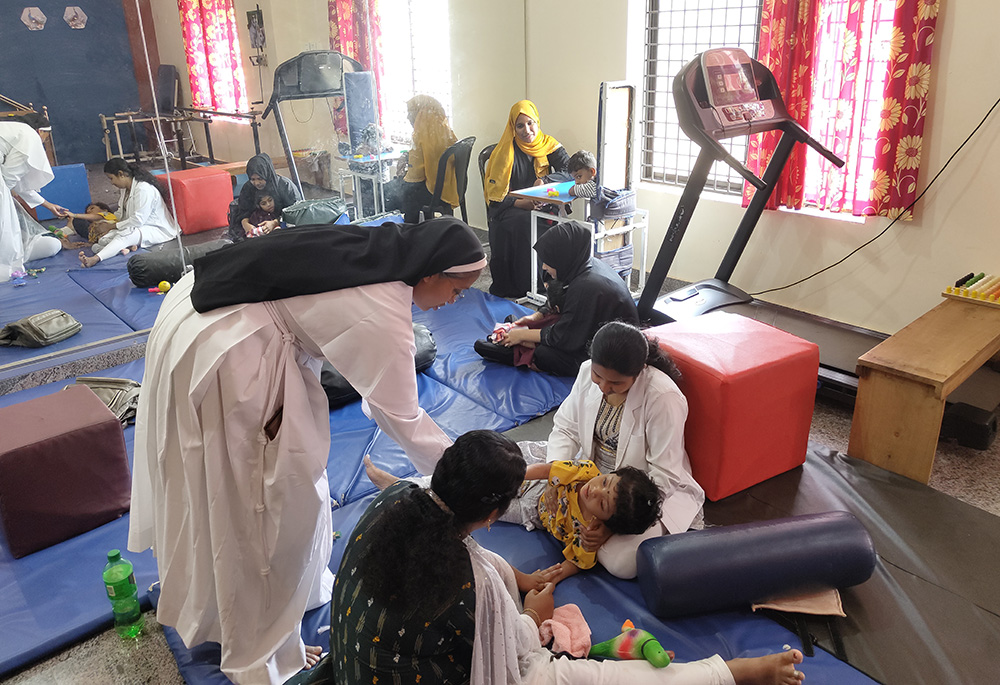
[0,359,157,677]
[0,271,136,366]
[68,268,165,332]
[325,372,515,506]
[162,493,879,685]
[413,289,575,424]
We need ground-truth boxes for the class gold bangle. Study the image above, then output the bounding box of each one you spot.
[523,607,541,625]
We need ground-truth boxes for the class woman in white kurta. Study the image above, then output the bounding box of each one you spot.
[78,157,179,267]
[0,121,65,282]
[127,218,486,685]
[547,321,706,579]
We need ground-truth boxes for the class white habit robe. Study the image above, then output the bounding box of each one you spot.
[128,271,451,685]
[0,121,55,282]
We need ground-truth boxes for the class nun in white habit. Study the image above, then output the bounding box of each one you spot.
[0,121,65,282]
[127,217,487,685]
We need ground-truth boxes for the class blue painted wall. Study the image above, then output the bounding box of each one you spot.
[0,1,142,164]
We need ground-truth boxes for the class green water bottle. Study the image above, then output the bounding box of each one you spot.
[103,549,144,639]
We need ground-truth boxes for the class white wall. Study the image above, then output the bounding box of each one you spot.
[141,1,1000,335]
[146,0,526,226]
[526,0,1000,335]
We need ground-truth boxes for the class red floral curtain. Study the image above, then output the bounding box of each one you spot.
[743,0,819,210]
[864,0,939,218]
[177,0,249,113]
[329,0,385,124]
[747,0,939,218]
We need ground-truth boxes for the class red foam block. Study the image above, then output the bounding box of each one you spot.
[164,166,232,235]
[647,312,819,501]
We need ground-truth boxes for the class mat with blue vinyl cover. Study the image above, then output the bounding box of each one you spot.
[158,492,879,685]
[0,359,158,676]
[0,284,572,677]
[1,214,405,370]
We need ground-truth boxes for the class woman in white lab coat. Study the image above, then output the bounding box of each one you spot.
[0,120,65,282]
[547,321,705,579]
[78,157,179,267]
[127,217,486,685]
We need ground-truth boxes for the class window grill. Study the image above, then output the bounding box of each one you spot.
[642,0,762,194]
[380,0,453,145]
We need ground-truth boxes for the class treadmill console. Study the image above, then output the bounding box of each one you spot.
[675,47,786,142]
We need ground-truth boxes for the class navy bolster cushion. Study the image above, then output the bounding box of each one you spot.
[636,511,876,618]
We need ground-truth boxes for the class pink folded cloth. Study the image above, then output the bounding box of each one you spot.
[538,603,592,657]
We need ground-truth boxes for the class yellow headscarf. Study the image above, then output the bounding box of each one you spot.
[405,95,459,206]
[484,100,563,203]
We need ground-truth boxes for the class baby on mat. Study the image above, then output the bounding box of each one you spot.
[364,455,663,590]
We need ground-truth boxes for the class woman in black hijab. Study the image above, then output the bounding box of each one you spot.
[475,220,639,376]
[128,217,486,685]
[227,152,303,242]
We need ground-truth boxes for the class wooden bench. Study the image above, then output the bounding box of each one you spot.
[211,157,289,177]
[848,297,1000,482]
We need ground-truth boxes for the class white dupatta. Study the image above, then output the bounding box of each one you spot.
[466,537,546,685]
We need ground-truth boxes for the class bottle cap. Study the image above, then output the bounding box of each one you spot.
[108,549,121,562]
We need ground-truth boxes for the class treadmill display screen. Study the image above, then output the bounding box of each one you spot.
[701,49,758,107]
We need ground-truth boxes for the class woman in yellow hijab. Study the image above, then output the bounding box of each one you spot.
[395,95,458,222]
[483,100,569,298]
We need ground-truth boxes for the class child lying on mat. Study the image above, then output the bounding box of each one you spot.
[365,456,662,589]
[500,459,663,586]
[56,202,118,249]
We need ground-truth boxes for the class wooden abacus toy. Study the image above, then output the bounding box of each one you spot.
[943,272,1000,308]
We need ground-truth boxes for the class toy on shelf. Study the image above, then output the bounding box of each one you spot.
[943,271,1000,308]
[588,619,672,668]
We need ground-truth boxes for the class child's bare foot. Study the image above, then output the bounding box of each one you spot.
[303,644,322,669]
[78,251,100,268]
[727,648,804,685]
[364,455,397,491]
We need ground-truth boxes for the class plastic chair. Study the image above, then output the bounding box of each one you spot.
[477,143,497,212]
[419,135,476,223]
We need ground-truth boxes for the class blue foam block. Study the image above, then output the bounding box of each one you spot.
[35,163,91,221]
[0,360,158,677]
[413,289,574,424]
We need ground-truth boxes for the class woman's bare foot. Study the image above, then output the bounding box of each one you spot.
[78,251,100,268]
[726,648,804,685]
[364,455,398,491]
[303,644,322,669]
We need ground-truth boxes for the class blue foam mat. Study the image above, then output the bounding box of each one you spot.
[0,271,137,365]
[325,372,515,506]
[160,494,878,685]
[413,288,575,424]
[0,359,158,676]
[67,268,164,332]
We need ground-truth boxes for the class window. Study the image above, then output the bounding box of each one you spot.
[176,0,249,114]
[641,0,935,218]
[378,0,453,144]
[641,0,762,194]
[802,0,896,213]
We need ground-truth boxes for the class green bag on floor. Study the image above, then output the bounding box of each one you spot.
[282,198,348,227]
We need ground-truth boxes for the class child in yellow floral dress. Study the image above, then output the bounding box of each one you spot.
[502,459,663,586]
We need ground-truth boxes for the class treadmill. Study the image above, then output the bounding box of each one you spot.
[637,47,845,323]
